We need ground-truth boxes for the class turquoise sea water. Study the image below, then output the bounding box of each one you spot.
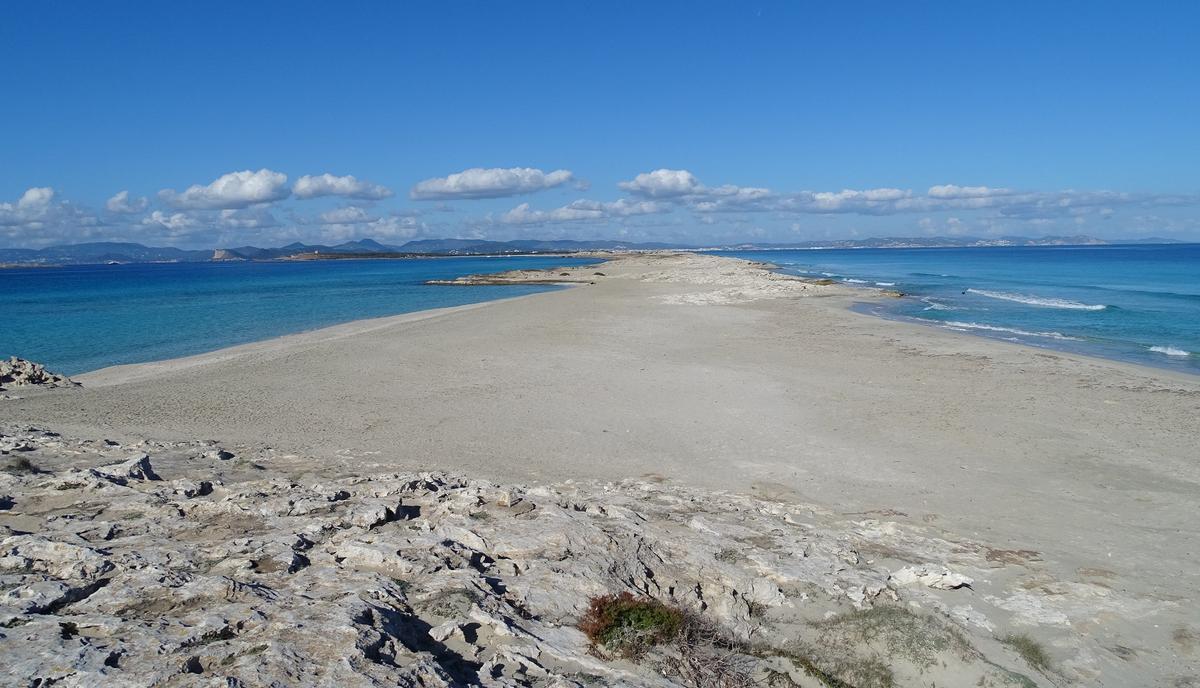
[717,244,1200,375]
[0,256,592,375]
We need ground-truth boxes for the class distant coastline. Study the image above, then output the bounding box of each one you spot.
[0,235,1189,267]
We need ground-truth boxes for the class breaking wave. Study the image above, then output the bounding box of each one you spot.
[1149,345,1191,357]
[965,288,1108,311]
[939,320,1083,341]
[920,297,960,311]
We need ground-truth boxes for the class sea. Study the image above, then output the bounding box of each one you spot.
[3,246,1198,377]
[0,255,593,375]
[717,244,1200,375]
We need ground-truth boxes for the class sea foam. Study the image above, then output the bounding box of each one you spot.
[966,288,1108,311]
[920,297,960,311]
[1149,345,1191,357]
[940,321,1083,341]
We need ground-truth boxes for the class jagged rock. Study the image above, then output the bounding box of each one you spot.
[171,478,213,498]
[889,564,974,590]
[0,535,114,580]
[93,454,161,483]
[0,425,1125,687]
[0,357,77,390]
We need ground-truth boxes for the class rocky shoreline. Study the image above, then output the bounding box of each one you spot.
[0,424,1103,687]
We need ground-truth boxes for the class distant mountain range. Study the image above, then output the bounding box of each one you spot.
[0,235,1189,266]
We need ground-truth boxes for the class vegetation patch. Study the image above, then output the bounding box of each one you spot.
[579,592,758,686]
[1001,633,1051,672]
[814,605,973,669]
[579,592,683,658]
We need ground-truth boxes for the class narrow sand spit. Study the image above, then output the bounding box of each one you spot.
[3,252,1198,686]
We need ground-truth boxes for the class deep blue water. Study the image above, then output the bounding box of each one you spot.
[717,245,1200,375]
[0,256,592,375]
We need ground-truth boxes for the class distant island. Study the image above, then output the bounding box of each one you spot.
[0,235,1188,267]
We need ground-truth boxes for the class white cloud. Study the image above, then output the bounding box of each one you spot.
[317,206,377,224]
[1,187,56,226]
[927,184,1013,199]
[796,188,913,213]
[618,169,704,198]
[410,167,574,200]
[141,210,200,233]
[293,173,393,200]
[218,208,278,229]
[17,187,54,210]
[1,187,106,246]
[105,190,149,214]
[619,170,772,214]
[500,199,669,225]
[319,214,422,242]
[367,215,421,239]
[159,169,290,209]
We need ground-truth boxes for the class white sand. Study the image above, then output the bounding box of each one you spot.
[6,252,1199,681]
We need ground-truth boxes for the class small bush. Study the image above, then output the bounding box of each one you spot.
[580,592,758,686]
[579,592,683,658]
[1001,633,1051,672]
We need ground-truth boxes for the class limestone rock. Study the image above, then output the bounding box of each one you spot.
[0,357,77,390]
[0,425,1119,687]
[93,454,161,483]
[889,564,974,590]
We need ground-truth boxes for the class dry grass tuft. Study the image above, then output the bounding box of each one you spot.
[1001,632,1051,672]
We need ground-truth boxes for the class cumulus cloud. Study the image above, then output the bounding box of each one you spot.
[316,206,377,224]
[318,214,423,242]
[770,188,915,215]
[293,173,393,200]
[618,169,772,212]
[1,187,105,246]
[500,199,669,225]
[618,169,705,198]
[141,210,200,232]
[927,184,1014,199]
[218,208,278,229]
[367,215,422,239]
[105,190,149,214]
[159,169,290,209]
[0,187,56,226]
[410,167,574,200]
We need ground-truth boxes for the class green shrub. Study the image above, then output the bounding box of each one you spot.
[578,592,684,658]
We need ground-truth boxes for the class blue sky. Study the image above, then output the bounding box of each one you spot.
[2,1,1197,248]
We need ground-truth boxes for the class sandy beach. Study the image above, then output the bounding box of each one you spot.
[4,252,1198,686]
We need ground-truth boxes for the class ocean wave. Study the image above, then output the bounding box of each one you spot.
[920,297,960,311]
[875,281,896,286]
[842,278,868,284]
[1149,345,1191,357]
[965,288,1108,311]
[939,320,1083,341]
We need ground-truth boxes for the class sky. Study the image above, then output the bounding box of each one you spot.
[2,1,1198,248]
